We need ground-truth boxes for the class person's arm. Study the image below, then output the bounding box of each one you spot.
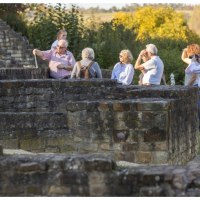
[51,40,57,50]
[119,64,134,85]
[94,62,102,78]
[188,74,197,86]
[33,49,43,58]
[135,50,148,71]
[181,48,190,65]
[57,64,73,71]
[68,52,76,69]
[111,63,118,79]
[70,63,78,78]
[185,62,200,74]
[135,51,145,71]
[135,55,143,70]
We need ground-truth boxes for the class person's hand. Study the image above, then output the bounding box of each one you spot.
[183,48,188,52]
[183,48,188,55]
[57,64,65,69]
[141,69,146,74]
[139,49,147,57]
[33,49,37,55]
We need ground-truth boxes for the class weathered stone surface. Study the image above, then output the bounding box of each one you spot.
[0,153,200,196]
[0,19,35,69]
[0,145,2,155]
[136,151,152,163]
[0,20,199,167]
[0,79,199,165]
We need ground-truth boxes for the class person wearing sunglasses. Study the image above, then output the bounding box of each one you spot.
[111,49,134,85]
[33,39,76,79]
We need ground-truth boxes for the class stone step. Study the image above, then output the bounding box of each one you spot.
[0,67,48,79]
[0,18,35,68]
[0,112,68,132]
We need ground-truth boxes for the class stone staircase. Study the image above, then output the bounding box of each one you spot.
[0,19,35,68]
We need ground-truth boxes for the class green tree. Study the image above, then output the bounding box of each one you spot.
[82,21,136,69]
[27,4,84,57]
[0,3,28,36]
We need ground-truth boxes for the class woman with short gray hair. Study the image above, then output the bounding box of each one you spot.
[71,47,102,79]
[82,48,95,60]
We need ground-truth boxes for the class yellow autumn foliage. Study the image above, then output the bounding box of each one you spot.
[113,6,191,41]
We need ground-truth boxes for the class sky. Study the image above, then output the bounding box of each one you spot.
[1,0,200,9]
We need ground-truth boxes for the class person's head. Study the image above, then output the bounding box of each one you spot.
[82,48,95,60]
[119,49,133,64]
[192,54,200,63]
[57,39,68,55]
[57,30,67,41]
[186,44,200,57]
[141,50,150,62]
[146,44,158,56]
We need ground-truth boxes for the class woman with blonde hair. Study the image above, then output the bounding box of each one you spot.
[51,29,67,50]
[111,49,134,85]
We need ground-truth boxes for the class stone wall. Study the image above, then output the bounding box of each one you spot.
[0,79,198,165]
[0,67,49,80]
[0,19,35,68]
[0,153,200,196]
[0,67,111,80]
[0,145,2,155]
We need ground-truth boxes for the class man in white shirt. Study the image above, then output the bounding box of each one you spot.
[135,44,164,85]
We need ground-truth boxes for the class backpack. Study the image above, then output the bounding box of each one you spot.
[77,61,95,79]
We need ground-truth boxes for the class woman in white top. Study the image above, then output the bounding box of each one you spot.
[111,49,134,85]
[181,44,200,86]
[51,30,67,50]
[185,54,200,86]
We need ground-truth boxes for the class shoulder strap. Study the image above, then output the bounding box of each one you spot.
[77,61,82,69]
[87,61,94,69]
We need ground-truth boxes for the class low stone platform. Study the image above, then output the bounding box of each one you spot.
[1,152,200,196]
[0,79,199,165]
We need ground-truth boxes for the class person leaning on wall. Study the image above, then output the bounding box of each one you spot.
[51,29,67,50]
[71,47,102,79]
[111,49,134,85]
[135,44,164,86]
[33,39,76,79]
[181,44,200,86]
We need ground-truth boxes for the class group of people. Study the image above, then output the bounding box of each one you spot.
[33,29,200,87]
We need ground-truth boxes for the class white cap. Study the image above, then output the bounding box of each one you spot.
[146,44,158,55]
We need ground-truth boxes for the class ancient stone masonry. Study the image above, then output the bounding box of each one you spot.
[0,78,199,165]
[0,19,35,68]
[0,18,200,197]
[1,153,200,196]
